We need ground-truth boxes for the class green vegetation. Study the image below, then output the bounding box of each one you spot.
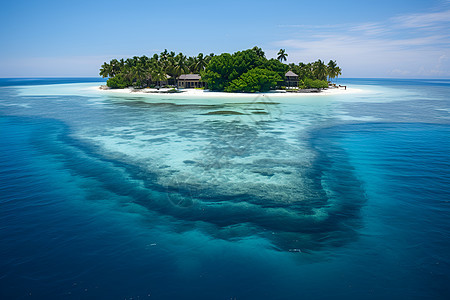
[105,74,131,89]
[200,48,287,92]
[225,69,281,93]
[100,47,342,92]
[289,59,342,82]
[301,78,329,89]
[100,51,214,89]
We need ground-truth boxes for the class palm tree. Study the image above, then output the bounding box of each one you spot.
[121,65,133,81]
[160,49,169,66]
[151,64,168,87]
[327,60,337,82]
[171,53,189,86]
[277,49,288,63]
[132,56,140,66]
[195,53,208,73]
[313,59,327,81]
[335,66,342,80]
[99,62,111,78]
[175,54,189,73]
[118,58,125,69]
[130,64,148,87]
[187,56,197,73]
[327,60,342,82]
[109,59,121,77]
[205,54,213,65]
[139,55,149,66]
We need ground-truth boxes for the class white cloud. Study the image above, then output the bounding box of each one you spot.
[273,8,450,78]
[350,23,390,36]
[391,10,450,29]
[277,24,342,29]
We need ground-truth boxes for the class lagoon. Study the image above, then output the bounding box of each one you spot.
[0,78,449,299]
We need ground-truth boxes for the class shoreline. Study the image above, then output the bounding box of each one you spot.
[97,85,359,98]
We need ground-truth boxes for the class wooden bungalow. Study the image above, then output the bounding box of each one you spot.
[285,71,299,88]
[178,74,206,88]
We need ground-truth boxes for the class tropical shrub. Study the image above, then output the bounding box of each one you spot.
[225,69,281,93]
[106,74,131,89]
[303,78,328,89]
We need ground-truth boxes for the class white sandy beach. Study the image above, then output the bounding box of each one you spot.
[15,82,366,101]
[96,85,363,99]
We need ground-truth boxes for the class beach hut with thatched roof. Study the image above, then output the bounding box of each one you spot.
[285,71,299,88]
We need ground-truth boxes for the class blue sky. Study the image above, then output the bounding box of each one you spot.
[1,0,449,78]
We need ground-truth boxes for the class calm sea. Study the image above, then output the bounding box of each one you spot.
[0,78,449,299]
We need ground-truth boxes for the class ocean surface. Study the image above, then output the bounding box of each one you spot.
[0,78,449,299]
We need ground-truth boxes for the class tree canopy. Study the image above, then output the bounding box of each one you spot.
[289,59,342,82]
[225,68,282,93]
[100,51,213,88]
[201,49,288,91]
[100,47,341,92]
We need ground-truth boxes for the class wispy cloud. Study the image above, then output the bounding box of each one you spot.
[277,24,343,29]
[274,7,450,78]
[350,23,390,36]
[392,10,450,29]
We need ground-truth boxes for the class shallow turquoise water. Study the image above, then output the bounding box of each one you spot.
[0,78,449,299]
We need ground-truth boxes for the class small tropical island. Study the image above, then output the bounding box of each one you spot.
[99,47,342,93]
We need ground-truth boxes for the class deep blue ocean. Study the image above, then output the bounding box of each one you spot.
[0,78,449,299]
